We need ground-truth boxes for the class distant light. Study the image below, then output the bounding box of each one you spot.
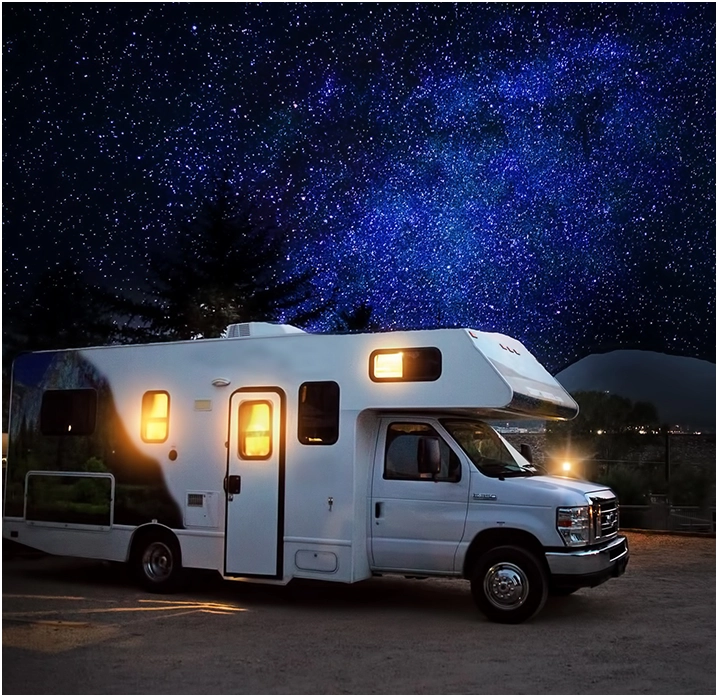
[596,429,604,435]
[562,461,572,472]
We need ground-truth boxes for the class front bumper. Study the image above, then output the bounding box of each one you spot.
[545,535,629,588]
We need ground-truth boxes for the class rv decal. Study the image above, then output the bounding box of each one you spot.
[7,351,183,528]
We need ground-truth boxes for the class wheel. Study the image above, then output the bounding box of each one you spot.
[132,531,182,593]
[470,545,548,624]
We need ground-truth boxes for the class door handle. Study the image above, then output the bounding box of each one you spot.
[224,475,241,495]
[375,501,383,519]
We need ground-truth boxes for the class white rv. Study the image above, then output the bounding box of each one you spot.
[3,323,628,623]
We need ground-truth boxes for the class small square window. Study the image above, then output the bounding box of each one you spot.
[40,389,97,436]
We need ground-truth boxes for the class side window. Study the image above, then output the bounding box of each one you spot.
[141,391,170,443]
[298,381,339,445]
[384,423,460,482]
[370,347,442,382]
[40,389,97,436]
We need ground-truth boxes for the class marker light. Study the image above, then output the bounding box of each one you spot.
[373,352,404,379]
[239,401,272,458]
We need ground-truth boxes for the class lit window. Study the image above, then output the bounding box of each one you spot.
[239,400,272,459]
[369,347,442,382]
[373,352,404,379]
[142,391,170,443]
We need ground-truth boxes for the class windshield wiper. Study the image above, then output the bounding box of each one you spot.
[478,460,536,477]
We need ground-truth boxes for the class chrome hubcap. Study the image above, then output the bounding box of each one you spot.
[143,542,173,582]
[484,562,528,610]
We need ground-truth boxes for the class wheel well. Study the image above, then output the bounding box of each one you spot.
[462,528,546,579]
[128,524,180,565]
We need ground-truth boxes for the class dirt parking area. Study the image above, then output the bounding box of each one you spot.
[2,532,715,694]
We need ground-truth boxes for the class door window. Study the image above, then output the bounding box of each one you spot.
[238,400,273,459]
[384,423,460,482]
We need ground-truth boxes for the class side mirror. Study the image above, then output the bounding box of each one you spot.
[520,443,533,464]
[417,436,442,475]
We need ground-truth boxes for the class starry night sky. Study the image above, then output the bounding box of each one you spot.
[3,3,715,372]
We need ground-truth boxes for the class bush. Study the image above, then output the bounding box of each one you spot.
[668,465,715,507]
[595,465,654,505]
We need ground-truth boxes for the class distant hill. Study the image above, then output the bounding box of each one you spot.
[556,351,716,431]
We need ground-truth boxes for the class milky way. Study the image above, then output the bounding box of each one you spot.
[3,3,715,371]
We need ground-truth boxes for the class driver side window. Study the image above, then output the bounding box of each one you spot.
[384,423,460,482]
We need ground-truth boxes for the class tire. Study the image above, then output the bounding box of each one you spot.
[132,530,183,593]
[470,545,548,624]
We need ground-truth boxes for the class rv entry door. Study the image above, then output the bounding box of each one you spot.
[225,388,284,578]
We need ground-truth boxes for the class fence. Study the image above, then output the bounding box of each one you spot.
[503,431,716,532]
[621,502,716,534]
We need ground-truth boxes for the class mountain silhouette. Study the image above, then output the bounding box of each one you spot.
[556,351,716,431]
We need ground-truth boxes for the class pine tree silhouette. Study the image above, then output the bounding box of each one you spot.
[121,181,329,341]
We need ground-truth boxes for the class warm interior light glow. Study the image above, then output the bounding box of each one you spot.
[142,392,169,442]
[562,461,572,472]
[240,401,272,457]
[147,392,168,418]
[144,421,168,442]
[374,352,404,378]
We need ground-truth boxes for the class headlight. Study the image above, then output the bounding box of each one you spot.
[557,506,591,547]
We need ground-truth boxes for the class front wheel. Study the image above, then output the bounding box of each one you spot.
[470,545,548,624]
[132,531,183,593]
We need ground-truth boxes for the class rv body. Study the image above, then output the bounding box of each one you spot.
[3,324,628,623]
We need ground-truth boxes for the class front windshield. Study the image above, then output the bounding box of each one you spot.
[441,419,536,478]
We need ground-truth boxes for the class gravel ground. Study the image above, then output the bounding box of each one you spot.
[2,531,715,695]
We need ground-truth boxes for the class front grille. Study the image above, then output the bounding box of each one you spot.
[590,495,619,541]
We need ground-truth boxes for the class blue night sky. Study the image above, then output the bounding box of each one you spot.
[3,3,715,372]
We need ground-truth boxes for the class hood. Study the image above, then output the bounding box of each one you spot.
[470,472,616,508]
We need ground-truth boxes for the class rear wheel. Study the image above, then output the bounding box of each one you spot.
[132,530,183,593]
[470,545,548,624]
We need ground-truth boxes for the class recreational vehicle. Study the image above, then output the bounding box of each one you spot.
[3,323,628,623]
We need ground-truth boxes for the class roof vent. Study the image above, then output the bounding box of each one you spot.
[223,322,306,339]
